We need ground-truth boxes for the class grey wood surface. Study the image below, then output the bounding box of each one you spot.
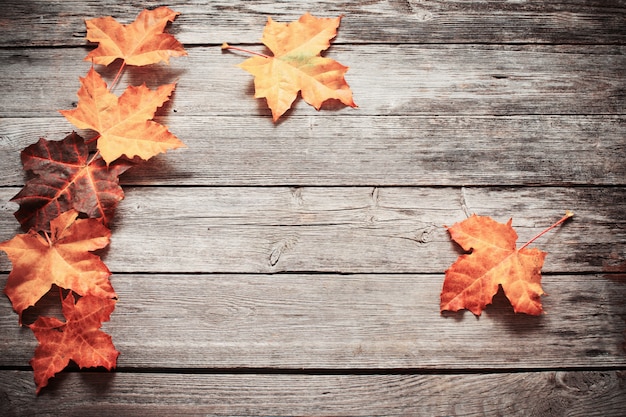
[0,0,624,46]
[2,46,624,118]
[1,187,624,273]
[1,273,624,369]
[1,370,625,417]
[1,115,625,186]
[0,0,624,415]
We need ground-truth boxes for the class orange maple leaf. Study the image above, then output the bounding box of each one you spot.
[85,6,187,66]
[11,133,132,232]
[441,213,572,316]
[60,67,185,164]
[0,210,115,319]
[224,13,357,121]
[29,292,119,394]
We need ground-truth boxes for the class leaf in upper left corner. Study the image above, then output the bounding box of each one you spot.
[0,210,115,319]
[60,67,185,164]
[11,133,132,232]
[30,292,119,394]
[85,6,187,66]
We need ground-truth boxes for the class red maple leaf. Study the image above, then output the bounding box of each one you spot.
[441,212,573,316]
[0,210,114,319]
[29,292,119,394]
[11,133,132,232]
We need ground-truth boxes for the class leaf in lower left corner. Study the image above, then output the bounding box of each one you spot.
[0,210,115,319]
[29,293,119,394]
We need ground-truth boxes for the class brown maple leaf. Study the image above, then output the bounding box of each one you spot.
[441,212,573,316]
[30,292,119,394]
[224,12,357,121]
[11,133,132,232]
[60,67,185,164]
[85,6,187,66]
[0,210,115,319]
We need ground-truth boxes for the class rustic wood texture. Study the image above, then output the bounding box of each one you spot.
[1,370,625,417]
[1,273,624,369]
[0,0,625,415]
[1,186,624,274]
[0,0,624,46]
[2,45,624,118]
[1,115,625,187]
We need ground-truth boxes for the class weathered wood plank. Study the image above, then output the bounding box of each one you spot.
[1,0,624,47]
[1,370,625,417]
[2,186,622,274]
[1,45,624,118]
[2,273,624,369]
[1,115,624,187]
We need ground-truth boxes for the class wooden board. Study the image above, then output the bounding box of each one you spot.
[0,0,624,46]
[1,273,624,369]
[1,370,625,417]
[1,45,624,118]
[1,115,625,187]
[1,187,624,274]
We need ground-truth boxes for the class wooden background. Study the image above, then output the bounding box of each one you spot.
[1,0,625,415]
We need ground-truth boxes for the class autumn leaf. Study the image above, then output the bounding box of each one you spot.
[11,133,132,232]
[60,67,185,164]
[441,212,573,316]
[30,292,119,394]
[0,210,115,319]
[85,6,187,66]
[224,12,357,121]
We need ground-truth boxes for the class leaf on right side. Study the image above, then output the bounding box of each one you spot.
[440,214,548,316]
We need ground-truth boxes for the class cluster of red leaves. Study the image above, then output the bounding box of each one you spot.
[0,7,186,394]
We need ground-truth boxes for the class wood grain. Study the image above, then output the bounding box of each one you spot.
[1,115,624,187]
[0,0,624,47]
[1,370,625,416]
[0,45,624,118]
[1,187,624,274]
[0,0,624,411]
[1,273,624,369]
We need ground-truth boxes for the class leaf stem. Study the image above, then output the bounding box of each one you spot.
[222,42,270,59]
[109,61,127,92]
[519,210,574,250]
[43,231,53,246]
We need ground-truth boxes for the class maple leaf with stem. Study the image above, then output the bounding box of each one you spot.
[11,133,132,232]
[440,211,574,316]
[0,210,115,320]
[85,6,187,67]
[60,67,185,164]
[29,292,119,394]
[223,12,357,121]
